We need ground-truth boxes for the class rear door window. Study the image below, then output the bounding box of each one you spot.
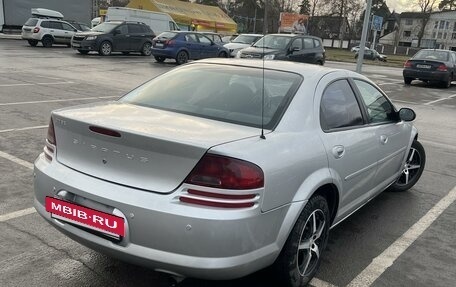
[290,38,303,50]
[197,34,212,45]
[49,21,63,30]
[320,80,364,130]
[128,24,143,34]
[40,21,50,28]
[303,38,314,49]
[313,39,321,47]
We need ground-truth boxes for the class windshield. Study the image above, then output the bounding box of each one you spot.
[233,35,261,44]
[413,50,449,61]
[91,22,120,32]
[253,35,291,50]
[120,64,302,129]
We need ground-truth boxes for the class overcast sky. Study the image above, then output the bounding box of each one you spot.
[386,0,420,13]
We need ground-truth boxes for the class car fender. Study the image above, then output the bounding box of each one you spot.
[272,168,339,256]
[400,125,418,168]
[41,34,54,40]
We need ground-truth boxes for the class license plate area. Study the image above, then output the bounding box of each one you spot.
[416,64,431,69]
[155,43,164,48]
[46,196,125,240]
[72,43,81,47]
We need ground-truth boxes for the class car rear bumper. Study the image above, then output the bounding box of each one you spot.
[151,48,178,58]
[21,31,40,40]
[403,69,450,81]
[33,153,300,280]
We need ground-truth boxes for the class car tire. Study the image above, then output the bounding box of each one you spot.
[141,42,152,56]
[273,195,330,287]
[27,40,38,47]
[218,51,227,58]
[78,50,89,55]
[176,51,188,65]
[99,41,112,56]
[155,56,165,63]
[41,36,53,48]
[404,77,413,85]
[388,140,426,192]
[442,74,452,88]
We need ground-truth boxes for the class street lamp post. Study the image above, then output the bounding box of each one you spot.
[356,0,373,73]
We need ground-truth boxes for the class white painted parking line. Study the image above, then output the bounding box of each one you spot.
[377,81,403,86]
[310,277,338,287]
[420,139,456,151]
[347,185,456,287]
[0,125,47,133]
[0,96,118,106]
[0,150,34,170]
[0,207,36,222]
[424,94,456,106]
[0,82,74,87]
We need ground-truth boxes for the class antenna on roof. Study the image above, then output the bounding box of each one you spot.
[260,1,267,140]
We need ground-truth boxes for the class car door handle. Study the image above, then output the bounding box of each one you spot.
[125,35,130,37]
[332,145,345,159]
[380,135,388,145]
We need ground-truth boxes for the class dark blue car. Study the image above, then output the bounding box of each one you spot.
[151,31,229,64]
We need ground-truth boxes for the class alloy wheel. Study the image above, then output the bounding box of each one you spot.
[396,147,422,186]
[297,209,326,276]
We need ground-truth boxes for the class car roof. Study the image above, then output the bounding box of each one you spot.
[192,58,352,80]
[238,33,263,37]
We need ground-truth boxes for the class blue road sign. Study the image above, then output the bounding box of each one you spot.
[372,15,383,31]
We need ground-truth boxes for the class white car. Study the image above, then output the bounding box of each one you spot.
[224,33,263,57]
[350,46,370,53]
[21,9,78,47]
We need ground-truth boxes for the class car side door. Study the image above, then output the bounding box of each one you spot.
[127,23,146,51]
[287,38,304,62]
[351,79,411,193]
[112,24,130,51]
[316,73,379,220]
[61,22,77,44]
[48,21,66,44]
[196,34,218,58]
[184,33,201,59]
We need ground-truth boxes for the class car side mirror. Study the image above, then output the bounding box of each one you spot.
[398,108,416,121]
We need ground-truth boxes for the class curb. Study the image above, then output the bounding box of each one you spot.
[0,34,22,40]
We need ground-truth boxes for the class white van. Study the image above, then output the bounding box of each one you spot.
[106,7,179,35]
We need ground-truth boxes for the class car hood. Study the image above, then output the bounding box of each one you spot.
[74,31,104,37]
[240,46,282,56]
[224,42,251,50]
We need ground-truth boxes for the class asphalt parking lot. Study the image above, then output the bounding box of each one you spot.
[0,39,455,287]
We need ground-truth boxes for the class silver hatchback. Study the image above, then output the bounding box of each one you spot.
[34,59,425,286]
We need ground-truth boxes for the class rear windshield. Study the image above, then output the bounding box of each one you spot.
[24,18,38,26]
[413,50,449,61]
[157,32,177,39]
[120,64,302,129]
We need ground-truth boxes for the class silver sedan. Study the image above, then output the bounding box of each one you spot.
[34,59,425,286]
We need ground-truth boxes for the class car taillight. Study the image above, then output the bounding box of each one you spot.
[184,154,264,190]
[404,60,412,68]
[44,118,56,161]
[180,154,263,208]
[164,39,175,46]
[437,64,448,71]
[33,27,40,33]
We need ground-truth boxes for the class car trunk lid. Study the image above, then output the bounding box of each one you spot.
[408,59,445,71]
[52,102,259,193]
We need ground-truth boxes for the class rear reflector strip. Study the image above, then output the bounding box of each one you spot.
[180,196,255,208]
[89,126,121,138]
[187,189,256,200]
